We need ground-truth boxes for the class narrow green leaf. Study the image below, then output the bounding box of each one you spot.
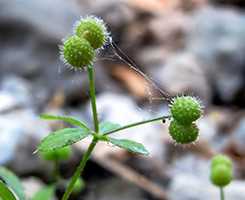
[0,167,25,200]
[99,122,121,134]
[32,185,55,200]
[0,181,17,200]
[40,114,89,130]
[38,128,90,152]
[108,138,149,155]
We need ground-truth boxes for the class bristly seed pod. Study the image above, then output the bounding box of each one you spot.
[210,154,233,187]
[168,119,199,144]
[74,16,109,49]
[210,165,232,187]
[170,96,203,125]
[61,35,95,70]
[211,154,232,170]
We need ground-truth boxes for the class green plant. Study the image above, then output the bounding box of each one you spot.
[69,178,85,195]
[40,146,72,161]
[169,119,199,144]
[170,96,202,125]
[32,185,55,200]
[37,15,204,200]
[210,154,233,200]
[169,96,202,144]
[75,16,108,49]
[40,146,72,182]
[61,35,95,70]
[0,167,55,200]
[0,167,25,200]
[211,154,232,169]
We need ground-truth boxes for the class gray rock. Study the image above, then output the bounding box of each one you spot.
[187,7,245,102]
[231,117,245,155]
[197,114,218,142]
[226,181,245,200]
[152,53,211,104]
[0,0,82,90]
[0,109,50,168]
[137,46,169,68]
[0,0,80,39]
[84,177,145,200]
[22,177,45,199]
[0,116,24,164]
[170,174,245,200]
[86,0,136,29]
[0,76,32,111]
[148,12,190,47]
[170,173,216,200]
[170,155,210,179]
[150,7,245,104]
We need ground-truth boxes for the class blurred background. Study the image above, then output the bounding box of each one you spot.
[0,0,245,199]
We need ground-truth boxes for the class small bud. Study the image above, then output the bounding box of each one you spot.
[168,120,199,144]
[210,165,232,187]
[61,35,95,70]
[72,178,85,194]
[40,146,72,161]
[170,96,202,125]
[75,16,109,49]
[211,154,232,170]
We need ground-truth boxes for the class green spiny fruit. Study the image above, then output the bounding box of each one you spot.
[40,146,72,161]
[75,16,108,49]
[210,164,232,187]
[170,96,202,125]
[168,120,199,144]
[211,154,232,170]
[61,35,95,69]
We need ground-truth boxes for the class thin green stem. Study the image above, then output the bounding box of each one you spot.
[104,115,170,135]
[87,65,99,133]
[61,139,97,200]
[62,65,100,200]
[53,159,60,182]
[220,187,225,200]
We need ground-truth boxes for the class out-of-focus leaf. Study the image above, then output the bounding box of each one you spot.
[0,167,25,200]
[32,185,55,200]
[0,181,17,200]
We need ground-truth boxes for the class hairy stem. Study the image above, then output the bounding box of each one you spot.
[220,187,225,200]
[61,139,97,200]
[88,65,99,133]
[62,65,100,200]
[104,115,170,135]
